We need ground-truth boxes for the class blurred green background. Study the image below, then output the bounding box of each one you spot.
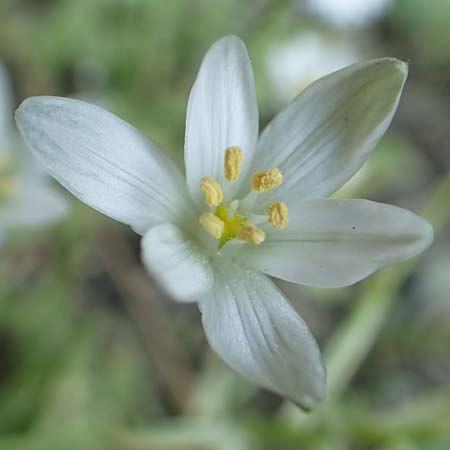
[1,0,450,449]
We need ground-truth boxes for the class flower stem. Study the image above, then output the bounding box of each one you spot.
[114,419,251,450]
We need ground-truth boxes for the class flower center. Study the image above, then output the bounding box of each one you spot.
[215,204,247,247]
[198,146,288,249]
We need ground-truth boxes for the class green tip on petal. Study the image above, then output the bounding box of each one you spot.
[400,57,412,66]
[385,57,410,78]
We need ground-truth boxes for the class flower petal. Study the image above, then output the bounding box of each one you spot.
[249,58,408,207]
[185,35,259,206]
[244,199,433,288]
[141,223,214,302]
[0,180,68,227]
[15,97,193,235]
[198,263,326,409]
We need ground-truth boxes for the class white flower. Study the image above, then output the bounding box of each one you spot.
[266,32,360,103]
[0,62,68,247]
[305,0,392,28]
[15,36,433,408]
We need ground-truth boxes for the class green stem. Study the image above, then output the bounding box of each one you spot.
[114,419,251,450]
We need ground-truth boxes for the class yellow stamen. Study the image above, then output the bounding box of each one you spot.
[224,146,243,182]
[199,176,223,207]
[251,168,283,192]
[199,212,225,239]
[236,225,265,245]
[266,202,288,228]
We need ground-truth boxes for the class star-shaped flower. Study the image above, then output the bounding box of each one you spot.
[15,36,432,408]
[0,61,68,247]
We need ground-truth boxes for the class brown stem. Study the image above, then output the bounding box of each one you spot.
[95,226,195,412]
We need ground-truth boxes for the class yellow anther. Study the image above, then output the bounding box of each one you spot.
[224,146,243,182]
[251,168,283,192]
[199,212,225,239]
[199,176,223,207]
[236,225,265,245]
[266,202,288,229]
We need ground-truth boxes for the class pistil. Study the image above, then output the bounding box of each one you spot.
[198,152,287,248]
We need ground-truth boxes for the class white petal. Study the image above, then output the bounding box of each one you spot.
[141,223,214,302]
[244,199,433,288]
[1,180,68,227]
[249,59,408,207]
[15,97,193,235]
[185,35,259,206]
[198,263,326,409]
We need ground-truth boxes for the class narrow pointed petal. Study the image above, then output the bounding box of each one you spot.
[142,223,214,302]
[244,199,433,288]
[0,181,68,227]
[15,97,193,235]
[199,263,326,408]
[185,35,259,206]
[249,59,408,207]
